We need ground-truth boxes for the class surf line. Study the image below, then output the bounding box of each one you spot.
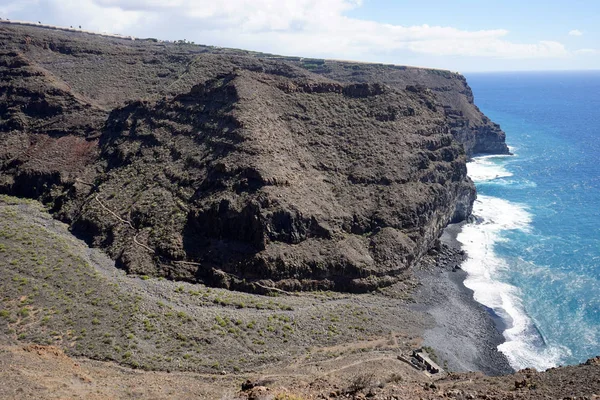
[457,154,563,371]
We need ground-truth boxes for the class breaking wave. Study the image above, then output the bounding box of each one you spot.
[467,154,513,182]
[458,156,570,371]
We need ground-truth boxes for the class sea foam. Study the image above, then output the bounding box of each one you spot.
[458,156,569,371]
[467,154,513,182]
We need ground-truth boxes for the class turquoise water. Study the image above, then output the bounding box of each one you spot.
[459,71,600,370]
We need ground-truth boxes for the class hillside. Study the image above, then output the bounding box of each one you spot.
[1,22,504,291]
[0,21,510,159]
[2,22,599,400]
[0,195,598,399]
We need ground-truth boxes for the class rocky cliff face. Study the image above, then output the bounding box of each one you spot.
[0,23,502,291]
[291,60,509,156]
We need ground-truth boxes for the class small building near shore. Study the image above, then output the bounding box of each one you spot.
[412,349,443,374]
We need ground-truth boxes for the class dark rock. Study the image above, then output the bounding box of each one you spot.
[242,379,256,391]
[0,23,509,292]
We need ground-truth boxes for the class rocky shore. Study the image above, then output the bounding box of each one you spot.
[0,195,506,376]
[413,224,514,376]
[2,195,599,400]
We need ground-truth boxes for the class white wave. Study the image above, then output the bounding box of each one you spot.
[467,155,514,182]
[458,195,568,370]
[486,178,538,189]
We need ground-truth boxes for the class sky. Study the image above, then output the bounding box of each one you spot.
[0,0,598,72]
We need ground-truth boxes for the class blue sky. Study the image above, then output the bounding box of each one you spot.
[0,0,598,72]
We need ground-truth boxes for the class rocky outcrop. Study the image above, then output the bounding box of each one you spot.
[0,49,105,200]
[0,50,105,136]
[67,70,474,292]
[299,62,510,156]
[0,23,507,292]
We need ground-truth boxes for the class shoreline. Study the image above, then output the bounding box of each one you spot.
[0,195,516,377]
[411,222,514,376]
[2,196,600,398]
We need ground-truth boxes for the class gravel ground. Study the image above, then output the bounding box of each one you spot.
[411,223,514,376]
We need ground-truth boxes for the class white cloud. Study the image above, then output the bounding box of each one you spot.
[569,29,583,36]
[45,0,150,34]
[0,0,575,61]
[0,0,37,17]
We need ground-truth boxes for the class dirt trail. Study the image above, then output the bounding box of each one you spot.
[2,343,599,399]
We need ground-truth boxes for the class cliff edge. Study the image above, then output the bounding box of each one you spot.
[0,23,507,291]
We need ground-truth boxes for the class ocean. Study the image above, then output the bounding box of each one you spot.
[459,71,600,371]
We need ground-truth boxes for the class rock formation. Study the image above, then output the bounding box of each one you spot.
[0,23,506,291]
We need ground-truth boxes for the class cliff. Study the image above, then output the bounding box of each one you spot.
[0,23,506,291]
[298,60,510,156]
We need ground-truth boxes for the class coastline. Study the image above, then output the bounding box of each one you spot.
[411,222,514,376]
[2,195,600,399]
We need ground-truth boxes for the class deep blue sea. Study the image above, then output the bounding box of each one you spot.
[459,71,600,370]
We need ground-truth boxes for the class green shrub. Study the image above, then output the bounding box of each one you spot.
[215,315,228,327]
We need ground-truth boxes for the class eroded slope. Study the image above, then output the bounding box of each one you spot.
[0,23,488,291]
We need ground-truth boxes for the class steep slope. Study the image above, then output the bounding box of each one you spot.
[61,69,473,291]
[1,23,508,157]
[289,60,509,155]
[0,23,500,291]
[0,49,106,199]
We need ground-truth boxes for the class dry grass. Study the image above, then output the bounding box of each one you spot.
[0,195,424,375]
